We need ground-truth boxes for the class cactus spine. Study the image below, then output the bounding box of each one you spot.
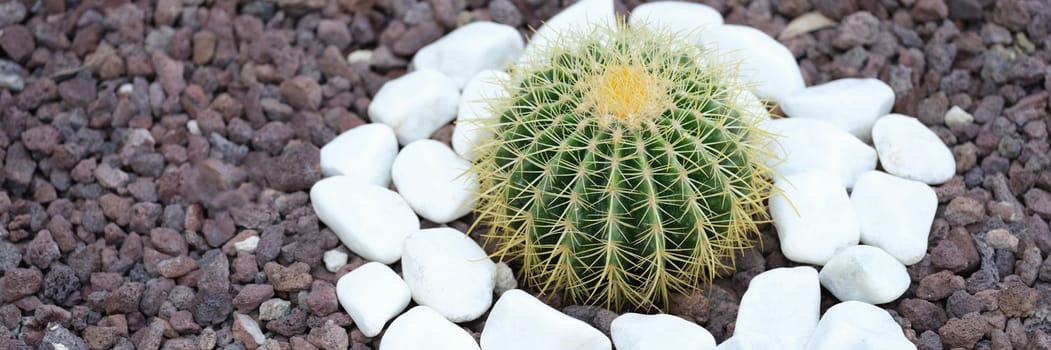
[471,23,776,309]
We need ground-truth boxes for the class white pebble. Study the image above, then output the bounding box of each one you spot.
[335,262,412,337]
[369,69,460,145]
[413,21,524,88]
[402,228,495,322]
[492,262,517,296]
[611,313,716,350]
[311,176,419,264]
[735,267,820,350]
[187,120,201,136]
[453,70,510,160]
[804,301,917,350]
[258,299,291,321]
[233,313,267,346]
[381,306,480,350]
[233,236,259,253]
[347,50,372,64]
[944,105,974,128]
[780,78,894,142]
[323,249,348,273]
[769,171,860,265]
[118,83,134,95]
[850,171,937,265]
[391,140,478,223]
[628,2,723,43]
[716,332,781,350]
[702,25,805,103]
[760,118,877,188]
[818,245,910,304]
[872,114,956,185]
[524,0,615,60]
[480,289,611,350]
[320,123,399,186]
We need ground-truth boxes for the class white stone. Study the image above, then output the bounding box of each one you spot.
[310,176,419,264]
[850,171,937,264]
[493,262,517,295]
[872,114,956,185]
[701,25,805,103]
[402,227,495,322]
[611,313,716,350]
[234,313,267,346]
[233,236,259,253]
[335,262,412,337]
[118,83,134,95]
[0,73,24,91]
[760,118,877,188]
[818,245,910,304]
[804,301,917,350]
[737,89,770,123]
[259,298,291,321]
[524,0,615,60]
[628,2,723,43]
[453,70,510,159]
[391,140,478,223]
[187,120,200,136]
[413,22,524,88]
[323,249,349,273]
[944,105,974,128]
[769,171,860,265]
[347,50,372,64]
[369,69,460,145]
[320,123,399,186]
[480,289,611,350]
[780,78,894,142]
[716,332,781,350]
[381,306,480,350]
[735,267,820,350]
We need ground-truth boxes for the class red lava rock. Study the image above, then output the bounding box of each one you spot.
[264,262,313,293]
[104,282,145,315]
[944,196,986,226]
[266,308,308,337]
[83,326,122,350]
[21,125,61,154]
[897,298,948,332]
[306,281,339,316]
[232,284,275,313]
[149,228,188,256]
[391,21,444,56]
[667,290,710,324]
[265,141,322,192]
[998,280,1039,317]
[280,76,323,111]
[307,320,349,350]
[24,229,60,269]
[0,268,43,302]
[156,256,198,279]
[939,313,990,348]
[0,25,35,62]
[918,270,966,301]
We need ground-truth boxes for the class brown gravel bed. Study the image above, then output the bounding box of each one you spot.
[1,0,1051,349]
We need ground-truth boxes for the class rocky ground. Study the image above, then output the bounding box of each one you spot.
[1,0,1050,349]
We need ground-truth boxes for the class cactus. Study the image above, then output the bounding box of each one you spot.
[470,23,776,309]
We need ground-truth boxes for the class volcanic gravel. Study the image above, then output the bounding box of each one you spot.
[1,0,1051,349]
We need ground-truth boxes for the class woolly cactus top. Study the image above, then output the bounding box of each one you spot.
[470,23,777,310]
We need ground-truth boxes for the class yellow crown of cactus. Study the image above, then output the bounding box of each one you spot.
[470,21,777,310]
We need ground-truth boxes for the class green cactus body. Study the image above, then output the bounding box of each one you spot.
[471,23,775,309]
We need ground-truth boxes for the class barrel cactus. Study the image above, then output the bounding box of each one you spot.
[470,23,776,309]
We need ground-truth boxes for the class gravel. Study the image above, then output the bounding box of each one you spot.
[1,0,1050,348]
